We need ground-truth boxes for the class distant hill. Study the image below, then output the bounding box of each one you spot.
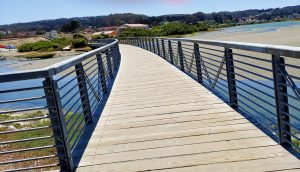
[0,5,300,32]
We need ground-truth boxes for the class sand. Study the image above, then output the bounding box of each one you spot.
[188,26,300,47]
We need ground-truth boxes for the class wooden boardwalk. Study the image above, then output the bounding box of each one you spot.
[75,45,300,172]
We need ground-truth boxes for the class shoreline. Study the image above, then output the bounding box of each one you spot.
[188,23,300,47]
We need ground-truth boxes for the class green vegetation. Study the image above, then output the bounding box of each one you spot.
[0,111,57,171]
[51,37,72,48]
[17,34,90,53]
[18,37,72,52]
[92,34,112,39]
[61,20,81,33]
[0,110,87,171]
[119,21,225,38]
[0,32,4,39]
[18,41,59,52]
[72,34,88,48]
[16,52,56,59]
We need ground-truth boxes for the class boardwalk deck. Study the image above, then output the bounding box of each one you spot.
[75,45,300,172]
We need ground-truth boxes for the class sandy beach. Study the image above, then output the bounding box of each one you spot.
[189,25,300,47]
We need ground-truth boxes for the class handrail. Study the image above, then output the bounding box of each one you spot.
[124,37,300,58]
[0,39,118,83]
[121,37,300,156]
[0,39,121,171]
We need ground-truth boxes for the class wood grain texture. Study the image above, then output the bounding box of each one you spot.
[75,45,300,172]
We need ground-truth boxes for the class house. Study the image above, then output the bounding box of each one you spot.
[122,24,150,30]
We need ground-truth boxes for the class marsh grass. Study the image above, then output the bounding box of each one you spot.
[0,110,86,171]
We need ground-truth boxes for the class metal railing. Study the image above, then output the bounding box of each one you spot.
[0,39,121,171]
[120,37,300,154]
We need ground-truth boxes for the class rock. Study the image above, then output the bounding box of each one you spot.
[63,46,71,51]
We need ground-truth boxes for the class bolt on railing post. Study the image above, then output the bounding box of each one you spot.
[97,53,108,94]
[168,40,174,64]
[178,41,185,71]
[75,63,93,123]
[194,43,203,83]
[156,39,161,56]
[225,48,238,108]
[272,55,291,146]
[43,77,74,172]
[161,39,166,59]
[105,49,114,79]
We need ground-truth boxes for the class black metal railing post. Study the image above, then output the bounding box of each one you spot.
[148,38,152,52]
[142,38,145,49]
[116,43,121,63]
[105,49,114,79]
[168,40,174,64]
[272,55,291,146]
[194,43,203,83]
[43,77,74,172]
[75,63,93,123]
[161,39,166,59]
[225,48,238,108]
[152,38,156,53]
[138,39,141,48]
[97,53,108,94]
[145,38,149,50]
[178,41,185,71]
[111,45,118,71]
[156,38,161,56]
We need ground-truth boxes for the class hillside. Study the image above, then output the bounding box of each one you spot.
[0,5,299,32]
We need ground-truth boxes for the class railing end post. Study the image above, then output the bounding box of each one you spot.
[272,55,291,146]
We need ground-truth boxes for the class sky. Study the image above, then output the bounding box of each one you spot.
[0,0,299,25]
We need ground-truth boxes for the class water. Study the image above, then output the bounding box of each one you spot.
[196,21,300,37]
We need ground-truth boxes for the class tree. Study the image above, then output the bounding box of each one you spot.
[212,13,224,24]
[193,12,206,21]
[61,20,80,33]
[0,32,4,39]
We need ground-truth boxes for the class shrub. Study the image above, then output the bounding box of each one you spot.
[92,34,111,39]
[161,22,198,36]
[73,33,86,40]
[118,28,161,38]
[72,38,87,48]
[51,37,72,48]
[18,41,59,52]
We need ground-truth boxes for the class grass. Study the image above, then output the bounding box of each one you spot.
[0,110,87,171]
[17,37,73,53]
[15,52,55,59]
[0,111,58,171]
[74,46,92,52]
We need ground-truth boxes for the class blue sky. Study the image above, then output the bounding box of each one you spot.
[0,0,299,25]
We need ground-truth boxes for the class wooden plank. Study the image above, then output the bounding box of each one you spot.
[75,44,300,172]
